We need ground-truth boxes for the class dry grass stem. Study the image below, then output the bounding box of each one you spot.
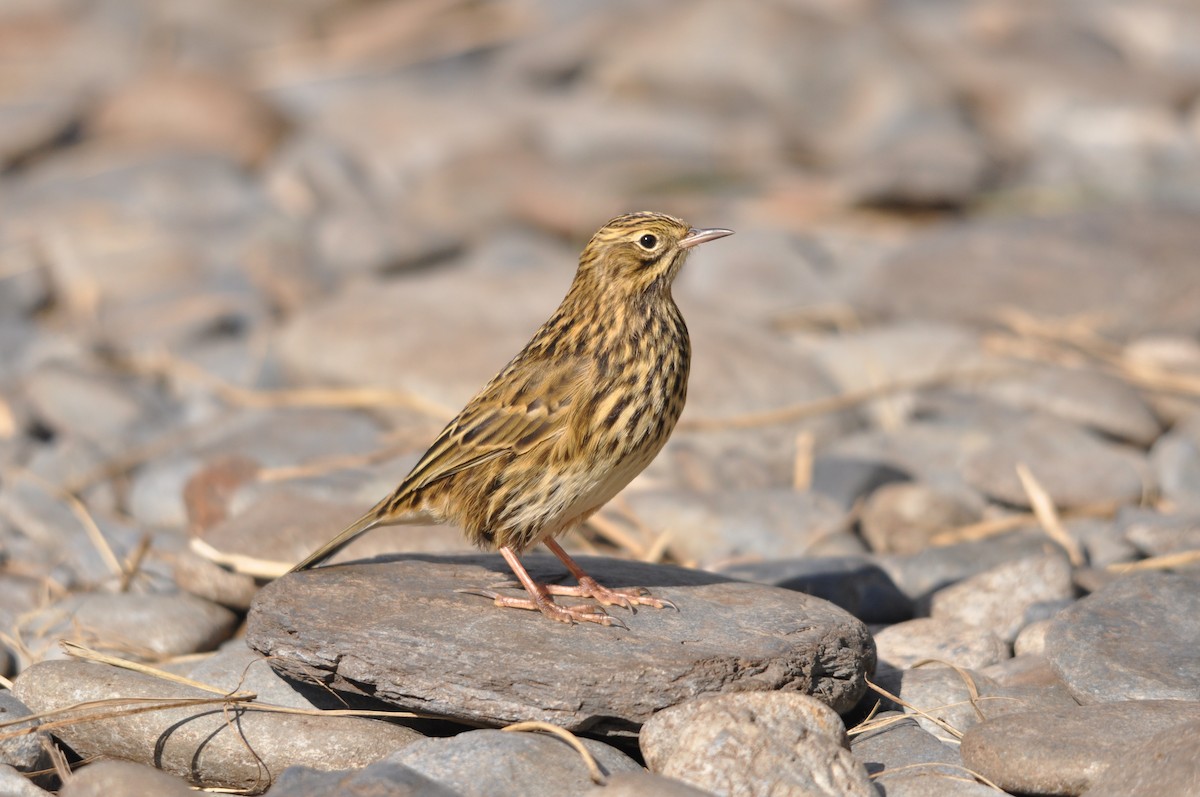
[501,721,605,785]
[1015,463,1085,566]
[1107,549,1200,573]
[792,430,814,491]
[189,538,291,580]
[118,533,153,593]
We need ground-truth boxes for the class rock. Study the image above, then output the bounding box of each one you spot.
[877,531,1053,605]
[929,553,1074,643]
[965,365,1161,447]
[0,692,45,772]
[717,555,914,624]
[390,729,640,797]
[176,643,316,710]
[18,591,238,664]
[1117,507,1200,557]
[172,550,260,610]
[640,692,874,797]
[1150,422,1200,513]
[962,414,1147,511]
[88,70,289,168]
[980,655,1072,691]
[868,771,998,796]
[60,760,195,797]
[270,760,460,797]
[853,207,1200,340]
[859,482,982,555]
[1085,718,1200,797]
[582,772,717,797]
[873,666,1077,744]
[620,488,851,566]
[1043,571,1200,703]
[960,700,1200,796]
[873,618,1008,671]
[247,555,875,736]
[848,712,963,784]
[13,660,423,792]
[1013,618,1053,657]
[0,765,52,797]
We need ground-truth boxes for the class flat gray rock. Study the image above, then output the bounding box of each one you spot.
[929,553,1074,643]
[872,618,1007,671]
[389,729,640,797]
[271,760,460,797]
[849,712,963,782]
[13,660,423,792]
[1043,572,1200,703]
[960,700,1200,796]
[247,554,874,736]
[60,760,194,797]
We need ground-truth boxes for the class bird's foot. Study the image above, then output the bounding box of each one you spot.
[454,587,627,629]
[540,576,678,613]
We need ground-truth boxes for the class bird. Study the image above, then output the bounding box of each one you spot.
[289,211,733,626]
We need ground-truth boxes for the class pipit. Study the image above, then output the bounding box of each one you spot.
[290,212,733,626]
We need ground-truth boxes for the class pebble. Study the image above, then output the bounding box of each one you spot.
[960,700,1200,796]
[390,729,640,797]
[17,591,238,665]
[14,659,423,792]
[873,617,1008,671]
[1117,507,1200,557]
[1085,718,1200,797]
[848,712,968,792]
[1043,571,1200,703]
[247,555,875,735]
[0,691,45,773]
[859,481,982,555]
[59,760,195,797]
[0,765,51,797]
[640,692,874,797]
[929,552,1074,643]
[620,488,852,566]
[269,760,459,797]
[582,772,717,797]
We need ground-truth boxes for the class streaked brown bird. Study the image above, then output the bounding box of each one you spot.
[289,212,733,625]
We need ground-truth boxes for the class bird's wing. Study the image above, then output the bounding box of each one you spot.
[397,355,586,495]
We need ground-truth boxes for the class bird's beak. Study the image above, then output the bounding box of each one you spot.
[679,227,734,249]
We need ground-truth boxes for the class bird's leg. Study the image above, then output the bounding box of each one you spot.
[456,546,625,628]
[540,538,677,612]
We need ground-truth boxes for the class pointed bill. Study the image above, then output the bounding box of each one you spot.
[679,227,734,249]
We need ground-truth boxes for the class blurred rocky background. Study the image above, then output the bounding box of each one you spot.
[1,0,1199,795]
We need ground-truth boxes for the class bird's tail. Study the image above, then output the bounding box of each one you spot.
[287,496,428,574]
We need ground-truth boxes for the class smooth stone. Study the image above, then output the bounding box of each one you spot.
[1068,518,1139,568]
[19,591,238,664]
[173,550,260,610]
[13,660,423,792]
[1085,718,1200,797]
[178,643,316,710]
[873,618,1008,671]
[859,482,982,555]
[853,207,1200,339]
[873,666,1077,744]
[869,771,998,796]
[960,700,1200,796]
[0,692,45,772]
[1151,429,1200,513]
[849,712,962,780]
[929,553,1074,643]
[0,765,52,797]
[582,772,717,797]
[803,320,986,429]
[620,488,850,566]
[962,414,1146,510]
[270,760,459,797]
[641,693,874,797]
[1117,507,1200,557]
[1044,571,1200,703]
[1013,618,1053,657]
[126,407,385,529]
[247,555,875,736]
[980,655,1073,691]
[389,729,640,797]
[59,760,195,797]
[877,531,1053,605]
[967,364,1161,447]
[718,554,914,624]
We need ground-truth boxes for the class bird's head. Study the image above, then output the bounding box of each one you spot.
[576,211,733,297]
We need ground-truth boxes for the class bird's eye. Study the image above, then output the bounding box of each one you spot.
[638,233,658,250]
